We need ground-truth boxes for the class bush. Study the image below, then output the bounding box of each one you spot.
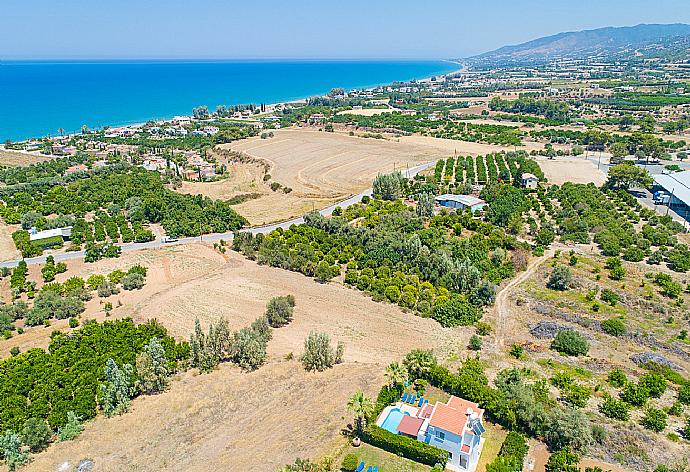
[68,317,79,328]
[546,449,579,472]
[265,295,295,328]
[341,453,358,472]
[301,331,338,372]
[469,335,483,351]
[57,411,83,441]
[599,394,631,420]
[639,373,667,398]
[21,417,52,452]
[608,368,627,387]
[121,273,145,290]
[563,383,592,408]
[97,281,120,297]
[601,317,626,336]
[600,289,619,307]
[620,382,650,407]
[547,265,572,291]
[551,330,589,356]
[678,384,690,404]
[641,407,667,432]
[499,431,528,464]
[509,344,524,359]
[361,425,448,467]
[432,296,482,327]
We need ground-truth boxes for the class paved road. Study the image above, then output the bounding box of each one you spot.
[0,162,435,269]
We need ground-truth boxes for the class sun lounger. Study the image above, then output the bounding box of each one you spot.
[366,466,373,472]
[410,395,417,404]
[355,462,365,472]
[401,393,408,402]
[372,467,378,472]
[417,397,424,407]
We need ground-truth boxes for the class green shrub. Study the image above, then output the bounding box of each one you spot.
[600,290,619,307]
[509,344,524,359]
[601,317,626,336]
[341,453,359,472]
[432,296,481,327]
[546,449,579,472]
[547,265,572,291]
[21,417,52,452]
[641,407,667,432]
[563,383,592,408]
[121,273,145,290]
[265,295,295,328]
[599,394,631,420]
[607,368,627,387]
[620,382,650,407]
[68,317,79,328]
[551,330,589,356]
[678,384,690,404]
[361,425,448,467]
[469,335,483,351]
[639,373,667,398]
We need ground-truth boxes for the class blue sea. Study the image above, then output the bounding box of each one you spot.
[0,60,459,141]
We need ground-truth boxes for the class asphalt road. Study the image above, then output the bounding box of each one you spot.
[0,161,435,269]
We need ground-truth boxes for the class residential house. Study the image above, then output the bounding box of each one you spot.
[377,395,486,472]
[29,226,72,242]
[521,173,539,189]
[434,194,487,212]
[64,164,88,175]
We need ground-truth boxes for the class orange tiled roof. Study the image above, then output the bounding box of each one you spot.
[397,415,424,437]
[429,396,484,436]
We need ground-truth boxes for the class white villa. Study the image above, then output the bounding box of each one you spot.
[376,395,486,472]
[521,173,539,189]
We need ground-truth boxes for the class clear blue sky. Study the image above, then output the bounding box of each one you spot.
[2,0,689,59]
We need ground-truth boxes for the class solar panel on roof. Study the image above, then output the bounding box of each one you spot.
[471,420,486,435]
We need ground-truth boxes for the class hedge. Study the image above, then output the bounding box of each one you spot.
[361,425,449,468]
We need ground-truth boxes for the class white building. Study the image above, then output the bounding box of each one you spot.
[377,395,486,472]
[29,226,72,242]
[435,194,487,212]
[521,173,539,189]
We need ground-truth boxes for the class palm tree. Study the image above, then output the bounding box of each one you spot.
[385,361,407,388]
[81,124,89,135]
[347,390,373,434]
[57,127,65,136]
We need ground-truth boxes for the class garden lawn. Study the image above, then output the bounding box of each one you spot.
[342,443,431,472]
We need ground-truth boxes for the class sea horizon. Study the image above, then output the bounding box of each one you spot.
[0,59,460,142]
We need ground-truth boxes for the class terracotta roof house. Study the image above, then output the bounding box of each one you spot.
[375,394,486,472]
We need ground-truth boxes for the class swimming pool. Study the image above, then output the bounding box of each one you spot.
[380,407,409,434]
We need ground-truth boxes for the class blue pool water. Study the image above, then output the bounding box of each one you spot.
[381,407,409,434]
[0,60,460,141]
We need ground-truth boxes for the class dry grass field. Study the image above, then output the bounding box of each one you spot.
[18,246,469,472]
[0,149,50,167]
[0,222,20,262]
[175,128,557,225]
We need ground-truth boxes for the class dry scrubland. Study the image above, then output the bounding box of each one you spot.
[18,248,469,471]
[485,247,690,468]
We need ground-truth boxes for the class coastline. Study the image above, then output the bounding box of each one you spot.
[2,60,463,143]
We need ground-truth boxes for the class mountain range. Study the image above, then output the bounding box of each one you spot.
[468,23,690,66]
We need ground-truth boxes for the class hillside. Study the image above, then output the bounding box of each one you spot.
[468,23,690,66]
